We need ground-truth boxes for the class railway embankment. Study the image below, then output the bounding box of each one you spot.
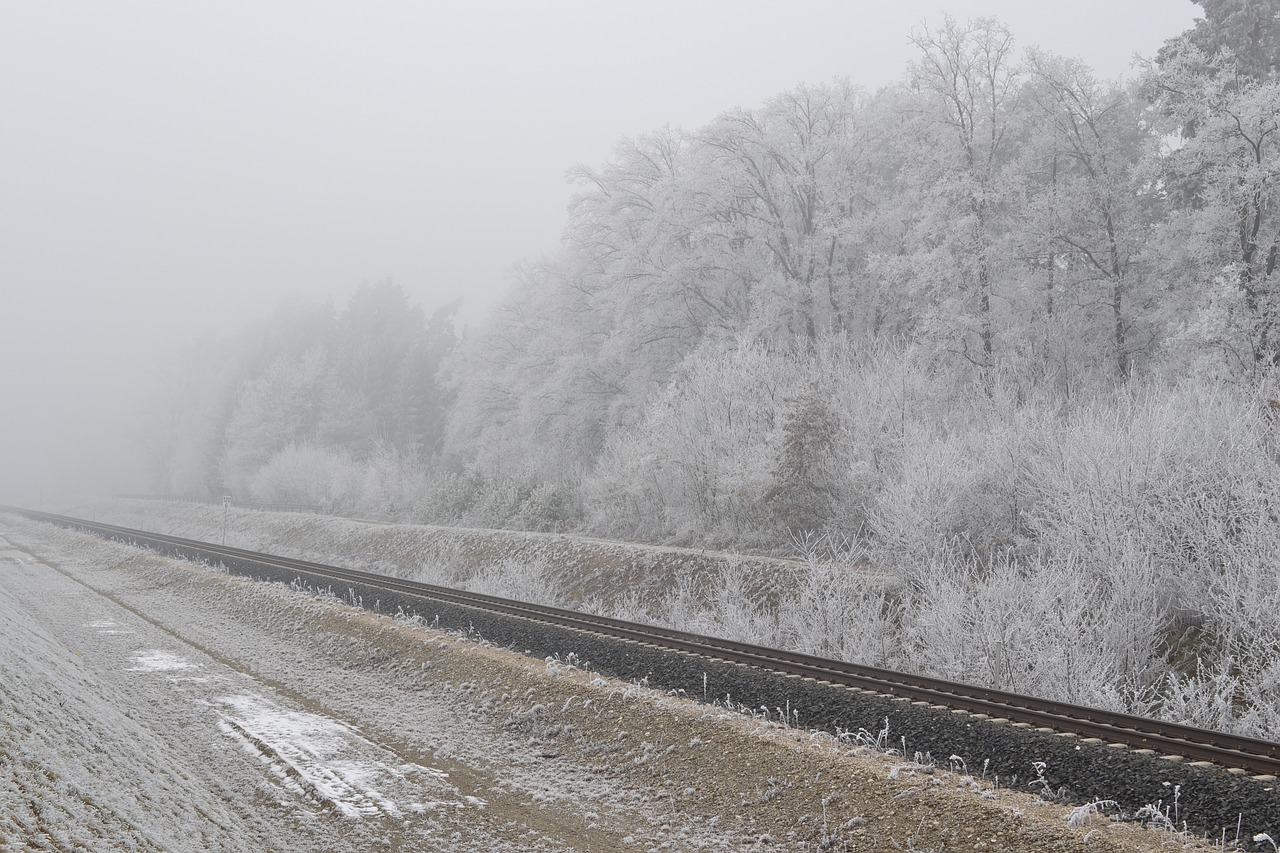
[61,497,893,607]
[18,503,1280,845]
[0,512,1234,851]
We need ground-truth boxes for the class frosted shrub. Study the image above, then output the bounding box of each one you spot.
[580,427,665,540]
[353,445,432,521]
[416,470,479,524]
[1017,381,1280,727]
[417,467,571,531]
[1164,657,1280,741]
[1160,658,1251,736]
[465,475,526,528]
[584,338,929,547]
[249,444,361,511]
[704,565,784,647]
[652,574,717,636]
[869,394,1041,567]
[1020,382,1277,593]
[819,344,951,542]
[651,570,783,647]
[406,537,471,586]
[776,556,901,667]
[897,552,1163,712]
[465,554,564,607]
[870,435,988,565]
[1162,527,1280,738]
[583,340,802,545]
[641,549,898,668]
[510,481,574,532]
[250,443,453,523]
[579,588,651,624]
[250,443,444,522]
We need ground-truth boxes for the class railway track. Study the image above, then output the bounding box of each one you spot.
[8,506,1280,781]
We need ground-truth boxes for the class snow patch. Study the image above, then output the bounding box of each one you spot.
[85,619,135,635]
[127,650,197,672]
[215,694,463,819]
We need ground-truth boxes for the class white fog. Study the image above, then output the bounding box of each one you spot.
[1,0,1194,500]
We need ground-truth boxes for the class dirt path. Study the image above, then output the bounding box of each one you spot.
[0,516,1212,851]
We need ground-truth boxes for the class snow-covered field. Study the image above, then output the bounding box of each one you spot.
[0,513,1210,852]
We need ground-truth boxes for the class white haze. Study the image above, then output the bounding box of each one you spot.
[0,0,1197,501]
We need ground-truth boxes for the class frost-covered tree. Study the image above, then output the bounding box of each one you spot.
[1159,0,1280,84]
[219,348,338,495]
[447,87,879,487]
[144,282,456,501]
[694,83,871,344]
[333,279,456,454]
[1148,40,1280,370]
[1022,51,1158,377]
[583,340,800,544]
[901,16,1023,374]
[444,254,619,488]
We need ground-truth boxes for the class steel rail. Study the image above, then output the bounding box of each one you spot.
[8,507,1280,777]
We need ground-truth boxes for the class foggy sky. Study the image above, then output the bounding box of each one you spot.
[0,1,1199,502]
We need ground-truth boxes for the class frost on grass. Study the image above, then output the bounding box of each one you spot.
[1066,799,1120,829]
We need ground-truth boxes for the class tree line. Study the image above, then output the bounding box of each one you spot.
[139,2,1280,737]
[443,3,1280,538]
[147,4,1280,541]
[142,280,458,516]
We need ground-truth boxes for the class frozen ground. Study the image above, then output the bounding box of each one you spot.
[0,526,549,851]
[0,514,1210,851]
